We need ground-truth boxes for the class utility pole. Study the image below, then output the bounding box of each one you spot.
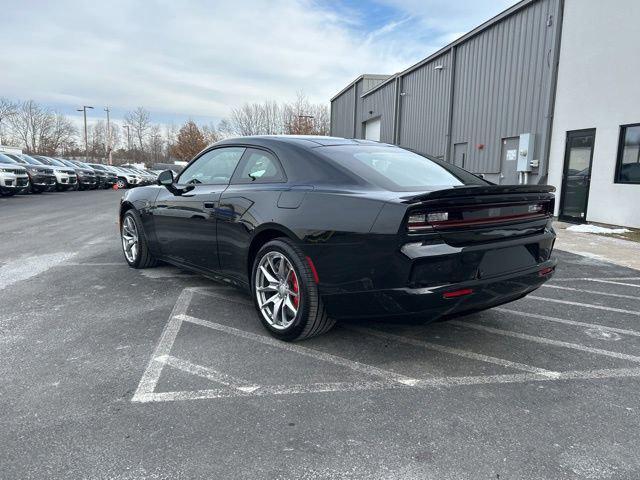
[77,105,94,161]
[104,106,112,165]
[122,124,131,160]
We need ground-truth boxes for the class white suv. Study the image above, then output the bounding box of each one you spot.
[0,153,29,196]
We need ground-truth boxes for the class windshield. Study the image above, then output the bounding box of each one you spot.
[89,164,106,171]
[318,145,488,192]
[0,153,19,164]
[19,154,46,165]
[47,158,67,167]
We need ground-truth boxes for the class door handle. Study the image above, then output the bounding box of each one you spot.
[203,202,215,209]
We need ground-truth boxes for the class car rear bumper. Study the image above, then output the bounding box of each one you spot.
[322,258,556,320]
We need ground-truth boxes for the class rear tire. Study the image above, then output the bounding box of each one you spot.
[251,238,334,341]
[121,210,158,268]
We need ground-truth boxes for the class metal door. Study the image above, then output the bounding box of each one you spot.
[500,137,519,184]
[453,142,467,168]
[559,129,596,223]
[364,118,381,141]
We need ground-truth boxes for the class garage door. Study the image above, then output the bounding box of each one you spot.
[364,118,381,142]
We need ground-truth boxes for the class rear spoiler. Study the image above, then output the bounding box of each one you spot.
[401,185,556,204]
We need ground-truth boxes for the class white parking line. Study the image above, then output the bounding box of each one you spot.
[134,381,399,403]
[553,278,640,288]
[133,286,640,404]
[194,287,254,306]
[495,308,640,338]
[159,355,260,393]
[135,367,640,403]
[528,296,640,316]
[131,289,193,402]
[541,284,638,300]
[178,314,421,386]
[63,262,125,266]
[449,320,640,364]
[413,367,640,388]
[346,325,559,377]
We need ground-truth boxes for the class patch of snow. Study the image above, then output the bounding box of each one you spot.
[566,224,630,234]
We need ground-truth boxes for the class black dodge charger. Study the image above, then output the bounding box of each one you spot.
[119,136,556,341]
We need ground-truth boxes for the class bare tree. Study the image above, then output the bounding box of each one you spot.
[164,123,179,161]
[7,100,77,154]
[201,122,221,145]
[220,93,329,138]
[124,107,151,158]
[283,92,330,135]
[40,113,77,155]
[0,97,17,145]
[147,124,164,164]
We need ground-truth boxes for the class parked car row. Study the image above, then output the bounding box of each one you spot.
[0,152,160,196]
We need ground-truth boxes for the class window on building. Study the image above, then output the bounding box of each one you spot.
[616,124,640,184]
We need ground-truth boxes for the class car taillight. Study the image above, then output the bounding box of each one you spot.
[407,201,552,232]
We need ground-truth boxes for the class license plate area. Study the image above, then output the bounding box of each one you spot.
[479,245,536,278]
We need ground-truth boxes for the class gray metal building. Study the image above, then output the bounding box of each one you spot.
[330,0,563,185]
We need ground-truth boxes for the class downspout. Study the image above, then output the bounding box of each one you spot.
[445,46,457,163]
[391,76,400,145]
[393,75,404,146]
[352,82,358,139]
[539,0,565,185]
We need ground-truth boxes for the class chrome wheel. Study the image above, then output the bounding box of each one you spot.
[121,215,139,263]
[255,252,300,330]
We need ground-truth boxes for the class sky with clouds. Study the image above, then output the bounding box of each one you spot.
[0,0,514,128]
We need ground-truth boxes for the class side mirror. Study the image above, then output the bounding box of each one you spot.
[158,169,194,196]
[157,170,174,186]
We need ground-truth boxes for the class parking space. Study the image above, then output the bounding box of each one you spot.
[2,190,639,479]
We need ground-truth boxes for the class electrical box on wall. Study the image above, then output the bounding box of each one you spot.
[517,133,534,172]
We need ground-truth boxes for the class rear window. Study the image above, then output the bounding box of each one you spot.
[318,145,487,191]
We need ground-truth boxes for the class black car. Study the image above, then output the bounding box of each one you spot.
[87,163,118,188]
[35,156,96,190]
[2,153,56,193]
[119,136,557,341]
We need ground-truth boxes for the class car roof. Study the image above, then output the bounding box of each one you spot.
[215,135,389,149]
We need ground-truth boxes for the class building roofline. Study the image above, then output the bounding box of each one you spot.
[359,0,536,98]
[329,74,390,102]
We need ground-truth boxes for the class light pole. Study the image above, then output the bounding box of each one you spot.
[104,106,112,165]
[122,124,131,160]
[77,105,94,161]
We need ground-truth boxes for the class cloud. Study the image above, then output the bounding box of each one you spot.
[0,0,516,125]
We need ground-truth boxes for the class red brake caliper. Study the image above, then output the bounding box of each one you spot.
[290,271,299,308]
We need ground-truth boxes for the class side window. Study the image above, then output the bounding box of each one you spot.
[233,148,285,184]
[179,147,246,185]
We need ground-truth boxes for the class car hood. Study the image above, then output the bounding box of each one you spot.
[51,166,76,174]
[0,162,27,172]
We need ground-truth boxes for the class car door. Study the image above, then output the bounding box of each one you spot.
[153,146,245,271]
[217,147,288,282]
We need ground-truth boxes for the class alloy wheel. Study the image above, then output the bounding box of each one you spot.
[255,252,300,330]
[121,215,139,263]
[117,179,126,189]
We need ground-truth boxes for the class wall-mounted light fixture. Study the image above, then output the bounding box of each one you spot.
[434,65,444,71]
[399,92,407,96]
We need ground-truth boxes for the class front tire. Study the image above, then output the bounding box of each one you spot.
[121,210,158,268]
[116,178,128,189]
[251,238,334,341]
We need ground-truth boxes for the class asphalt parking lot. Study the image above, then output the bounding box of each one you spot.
[2,190,640,479]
